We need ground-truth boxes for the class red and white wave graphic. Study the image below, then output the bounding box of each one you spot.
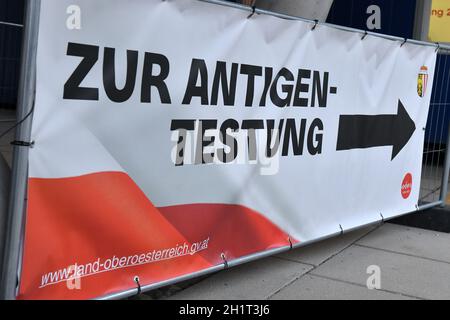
[18,171,295,299]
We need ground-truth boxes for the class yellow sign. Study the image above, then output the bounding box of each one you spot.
[429,0,450,43]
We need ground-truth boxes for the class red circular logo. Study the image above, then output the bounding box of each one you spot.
[401,173,412,199]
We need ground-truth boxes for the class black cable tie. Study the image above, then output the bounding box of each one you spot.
[339,224,344,235]
[311,19,318,31]
[288,237,293,250]
[11,140,34,148]
[400,38,407,47]
[247,1,257,19]
[436,42,440,52]
[221,253,229,269]
[134,276,141,295]
[380,213,384,223]
[361,31,368,40]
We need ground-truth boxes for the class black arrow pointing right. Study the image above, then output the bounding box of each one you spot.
[336,100,416,160]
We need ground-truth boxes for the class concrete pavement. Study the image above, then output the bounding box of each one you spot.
[162,223,450,300]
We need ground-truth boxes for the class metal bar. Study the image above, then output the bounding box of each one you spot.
[0,0,40,300]
[199,0,450,51]
[96,226,367,300]
[97,264,226,300]
[0,21,24,28]
[97,199,443,301]
[413,0,431,41]
[423,149,447,155]
[418,200,443,211]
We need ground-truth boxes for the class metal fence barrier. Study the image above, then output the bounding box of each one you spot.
[1,0,450,300]
[420,48,450,207]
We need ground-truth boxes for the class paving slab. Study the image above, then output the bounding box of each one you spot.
[269,274,415,300]
[274,226,376,266]
[167,257,312,300]
[311,245,450,300]
[357,223,450,263]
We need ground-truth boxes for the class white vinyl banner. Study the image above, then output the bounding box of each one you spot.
[19,0,436,299]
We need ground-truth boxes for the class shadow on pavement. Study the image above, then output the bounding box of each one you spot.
[390,205,450,233]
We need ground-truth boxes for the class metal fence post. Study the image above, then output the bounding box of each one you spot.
[0,0,40,300]
[439,123,450,207]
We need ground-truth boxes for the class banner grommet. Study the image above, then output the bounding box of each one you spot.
[134,276,141,295]
[435,43,440,52]
[361,31,368,40]
[221,253,229,269]
[400,38,407,47]
[247,1,257,19]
